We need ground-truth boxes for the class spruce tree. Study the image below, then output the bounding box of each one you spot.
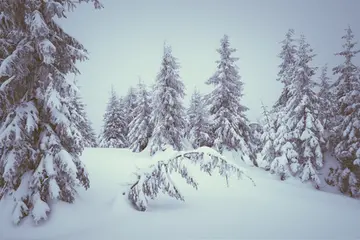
[270,29,299,180]
[270,110,298,180]
[274,29,297,109]
[99,87,128,148]
[271,35,325,188]
[331,26,360,197]
[71,91,98,148]
[0,0,102,224]
[249,122,264,154]
[285,35,325,188]
[123,86,137,130]
[187,89,211,149]
[149,44,187,155]
[318,64,334,151]
[260,103,276,170]
[206,35,256,165]
[128,80,152,152]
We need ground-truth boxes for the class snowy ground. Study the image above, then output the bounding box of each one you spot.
[1,148,359,239]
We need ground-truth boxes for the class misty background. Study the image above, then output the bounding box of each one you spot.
[57,0,360,133]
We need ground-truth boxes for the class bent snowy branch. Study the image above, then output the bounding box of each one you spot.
[128,147,255,211]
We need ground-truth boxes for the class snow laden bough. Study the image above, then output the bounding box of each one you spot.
[127,147,256,211]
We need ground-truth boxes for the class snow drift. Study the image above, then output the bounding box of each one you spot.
[0,147,359,239]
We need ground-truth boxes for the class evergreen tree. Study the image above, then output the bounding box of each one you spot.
[99,87,128,148]
[260,103,276,170]
[274,29,297,109]
[0,12,11,189]
[271,35,326,188]
[284,35,324,189]
[128,80,152,152]
[270,110,298,180]
[249,122,264,154]
[330,26,360,197]
[206,35,256,165]
[0,0,102,224]
[123,86,137,129]
[317,64,334,151]
[187,89,211,149]
[270,29,299,180]
[71,91,98,148]
[149,44,187,155]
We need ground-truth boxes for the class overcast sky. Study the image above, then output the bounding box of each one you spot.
[58,0,360,134]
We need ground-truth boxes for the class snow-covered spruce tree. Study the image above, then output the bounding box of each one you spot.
[127,147,255,211]
[186,90,198,138]
[249,122,264,154]
[282,35,325,188]
[0,0,102,224]
[273,29,297,110]
[123,86,137,129]
[329,26,360,197]
[128,80,152,152]
[71,91,98,148]
[205,35,256,165]
[0,12,11,189]
[99,86,128,148]
[270,111,298,180]
[317,64,335,151]
[259,103,276,170]
[270,29,299,180]
[149,44,187,155]
[186,89,211,149]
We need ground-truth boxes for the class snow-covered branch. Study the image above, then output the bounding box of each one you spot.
[127,147,255,211]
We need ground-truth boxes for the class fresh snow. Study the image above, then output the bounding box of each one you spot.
[1,148,359,239]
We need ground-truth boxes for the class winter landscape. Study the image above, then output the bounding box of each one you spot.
[1,0,360,239]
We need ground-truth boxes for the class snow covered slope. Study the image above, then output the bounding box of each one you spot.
[1,148,359,239]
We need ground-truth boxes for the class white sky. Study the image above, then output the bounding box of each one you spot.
[58,0,360,133]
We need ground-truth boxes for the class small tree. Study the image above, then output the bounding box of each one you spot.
[71,91,98,148]
[123,86,138,129]
[206,35,256,165]
[187,89,211,149]
[249,122,264,154]
[317,64,335,151]
[270,110,299,180]
[259,103,276,170]
[128,80,152,152]
[149,44,187,155]
[99,87,128,148]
